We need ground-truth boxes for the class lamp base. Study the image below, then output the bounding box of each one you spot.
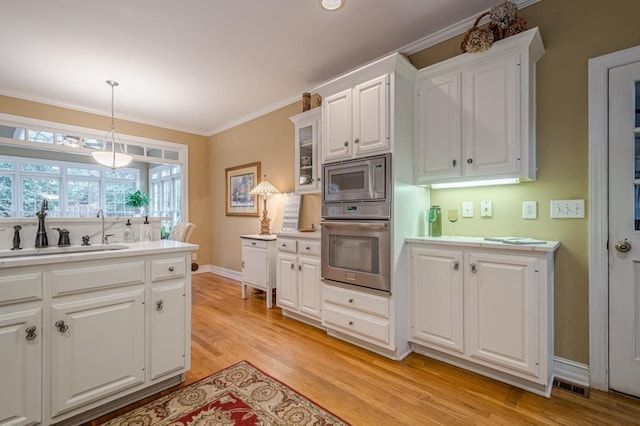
[259,201,271,235]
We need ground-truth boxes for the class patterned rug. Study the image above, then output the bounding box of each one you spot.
[103,360,349,425]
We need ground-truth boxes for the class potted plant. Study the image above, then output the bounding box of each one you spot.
[125,190,150,217]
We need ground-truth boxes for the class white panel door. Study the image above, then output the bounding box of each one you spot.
[242,245,267,287]
[608,60,640,397]
[415,72,462,182]
[298,255,321,319]
[467,252,540,379]
[353,74,389,157]
[150,281,186,381]
[322,89,352,162]
[0,308,41,426]
[464,53,520,177]
[409,246,464,353]
[276,253,298,310]
[50,290,145,417]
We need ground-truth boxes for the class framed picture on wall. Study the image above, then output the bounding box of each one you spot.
[225,162,260,216]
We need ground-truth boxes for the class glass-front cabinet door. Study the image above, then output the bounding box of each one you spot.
[290,108,321,194]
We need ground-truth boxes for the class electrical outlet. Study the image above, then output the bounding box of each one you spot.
[462,201,474,218]
[192,252,198,261]
[550,199,585,218]
[480,201,492,217]
[523,201,537,219]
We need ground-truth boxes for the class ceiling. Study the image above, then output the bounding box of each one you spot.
[0,0,526,136]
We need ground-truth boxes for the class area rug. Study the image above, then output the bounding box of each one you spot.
[103,360,349,425]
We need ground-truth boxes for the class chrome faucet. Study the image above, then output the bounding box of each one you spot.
[96,209,115,244]
[35,198,49,248]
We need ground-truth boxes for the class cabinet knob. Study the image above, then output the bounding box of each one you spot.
[168,266,174,272]
[156,300,164,311]
[290,263,294,270]
[348,321,354,326]
[470,263,477,273]
[282,243,287,247]
[452,159,457,168]
[348,298,354,303]
[55,320,68,333]
[251,241,256,246]
[343,141,349,147]
[354,138,360,144]
[242,261,245,269]
[298,265,302,271]
[25,326,37,341]
[305,246,310,250]
[467,158,473,164]
[453,261,459,271]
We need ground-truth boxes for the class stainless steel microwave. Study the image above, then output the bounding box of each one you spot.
[322,153,391,203]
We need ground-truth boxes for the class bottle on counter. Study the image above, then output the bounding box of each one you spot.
[123,219,134,243]
[139,216,152,242]
[427,205,442,237]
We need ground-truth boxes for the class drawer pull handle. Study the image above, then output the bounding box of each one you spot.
[348,321,354,326]
[156,300,164,311]
[305,246,310,250]
[290,263,294,270]
[470,263,477,273]
[169,266,174,272]
[251,242,256,246]
[55,320,68,333]
[354,138,360,144]
[25,326,37,341]
[242,261,245,269]
[348,298,354,303]
[282,243,287,247]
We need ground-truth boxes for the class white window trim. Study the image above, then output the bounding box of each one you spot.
[0,113,189,222]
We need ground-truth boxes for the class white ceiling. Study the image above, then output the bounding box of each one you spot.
[0,0,527,136]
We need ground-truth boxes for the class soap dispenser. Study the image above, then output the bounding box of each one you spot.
[123,219,134,243]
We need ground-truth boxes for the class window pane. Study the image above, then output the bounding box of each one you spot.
[105,182,136,217]
[83,138,103,150]
[0,125,25,140]
[162,181,172,212]
[0,161,13,171]
[67,167,100,177]
[635,81,639,128]
[66,180,100,217]
[152,182,160,213]
[161,168,171,178]
[28,129,54,144]
[0,176,13,217]
[56,134,82,147]
[127,144,144,156]
[172,166,180,175]
[22,178,59,217]
[146,148,162,158]
[164,150,179,160]
[22,163,61,174]
[635,133,640,179]
[106,169,136,180]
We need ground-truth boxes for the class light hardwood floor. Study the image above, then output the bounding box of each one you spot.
[91,272,640,425]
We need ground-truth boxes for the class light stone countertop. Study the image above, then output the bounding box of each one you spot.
[405,236,560,252]
[0,240,198,269]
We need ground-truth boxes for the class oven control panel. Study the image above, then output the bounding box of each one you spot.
[322,202,391,219]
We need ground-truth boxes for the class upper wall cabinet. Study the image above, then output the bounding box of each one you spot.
[290,108,321,194]
[316,53,417,164]
[414,28,545,185]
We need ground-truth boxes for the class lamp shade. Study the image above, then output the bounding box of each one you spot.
[92,150,133,169]
[249,180,280,197]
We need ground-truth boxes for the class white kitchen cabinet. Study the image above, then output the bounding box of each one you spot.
[290,108,321,194]
[414,28,544,185]
[407,237,558,397]
[322,74,389,163]
[50,289,146,417]
[241,235,277,309]
[0,242,195,426]
[276,234,322,325]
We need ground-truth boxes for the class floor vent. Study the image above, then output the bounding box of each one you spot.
[553,378,590,398]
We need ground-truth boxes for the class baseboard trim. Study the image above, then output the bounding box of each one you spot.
[553,356,590,387]
[195,265,241,282]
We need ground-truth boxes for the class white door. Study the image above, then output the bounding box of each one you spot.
[150,282,186,381]
[276,253,298,310]
[323,89,352,162]
[608,60,640,397]
[242,245,267,287]
[298,255,321,319]
[353,74,389,157]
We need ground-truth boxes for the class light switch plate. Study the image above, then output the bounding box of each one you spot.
[523,201,537,219]
[480,201,492,217]
[550,199,585,218]
[462,201,474,218]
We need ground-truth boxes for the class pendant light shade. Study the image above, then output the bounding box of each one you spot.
[320,0,343,11]
[92,80,133,170]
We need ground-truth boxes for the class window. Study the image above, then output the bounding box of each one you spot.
[150,164,181,223]
[0,155,139,217]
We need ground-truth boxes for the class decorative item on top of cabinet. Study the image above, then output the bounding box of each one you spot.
[460,1,527,53]
[414,27,544,186]
[290,108,321,194]
[407,237,559,397]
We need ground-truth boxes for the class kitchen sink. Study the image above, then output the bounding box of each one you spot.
[0,244,128,259]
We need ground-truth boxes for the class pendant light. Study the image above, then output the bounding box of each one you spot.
[320,0,343,11]
[92,80,133,170]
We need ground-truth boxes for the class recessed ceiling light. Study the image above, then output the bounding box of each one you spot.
[321,0,343,11]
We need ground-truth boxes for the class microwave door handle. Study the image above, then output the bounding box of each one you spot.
[321,221,388,230]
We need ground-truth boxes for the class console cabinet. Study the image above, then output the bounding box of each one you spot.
[0,244,194,425]
[407,237,558,397]
[241,235,277,308]
[414,28,544,185]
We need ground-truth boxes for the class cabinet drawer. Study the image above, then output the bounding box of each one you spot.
[151,257,187,282]
[50,262,145,297]
[298,240,320,257]
[323,304,390,344]
[323,284,389,318]
[277,238,297,253]
[0,272,43,305]
[242,239,268,249]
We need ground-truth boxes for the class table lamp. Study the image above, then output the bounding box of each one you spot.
[249,175,280,235]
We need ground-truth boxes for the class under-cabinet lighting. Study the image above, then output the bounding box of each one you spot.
[431,178,520,189]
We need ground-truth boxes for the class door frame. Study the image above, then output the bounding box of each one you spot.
[588,45,640,391]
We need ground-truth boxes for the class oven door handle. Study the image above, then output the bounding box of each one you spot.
[320,221,388,230]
